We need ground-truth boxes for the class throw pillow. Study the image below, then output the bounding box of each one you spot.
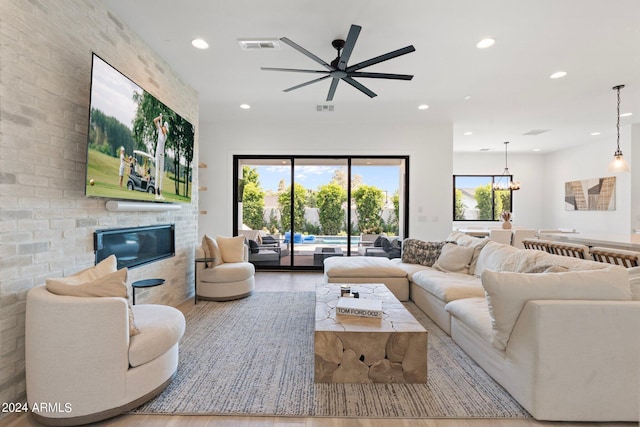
[202,234,222,268]
[216,235,246,263]
[47,267,128,297]
[262,235,277,245]
[46,254,117,286]
[446,232,489,275]
[481,267,631,351]
[473,240,520,277]
[248,239,259,254]
[401,239,450,267]
[46,268,141,336]
[432,243,475,274]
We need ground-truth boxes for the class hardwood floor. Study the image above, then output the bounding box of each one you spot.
[7,272,635,427]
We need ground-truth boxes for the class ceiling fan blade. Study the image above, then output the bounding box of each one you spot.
[326,77,340,101]
[280,37,333,71]
[350,71,414,80]
[261,67,329,74]
[342,76,377,98]
[346,45,416,72]
[283,75,331,92]
[338,24,361,70]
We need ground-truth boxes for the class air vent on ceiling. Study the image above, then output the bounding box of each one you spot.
[316,105,335,112]
[523,129,550,136]
[238,39,281,50]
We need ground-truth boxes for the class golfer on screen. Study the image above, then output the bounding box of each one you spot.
[153,113,168,200]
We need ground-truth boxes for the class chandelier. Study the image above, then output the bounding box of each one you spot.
[493,141,521,191]
[608,84,630,172]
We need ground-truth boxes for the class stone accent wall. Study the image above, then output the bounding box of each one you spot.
[0,0,199,408]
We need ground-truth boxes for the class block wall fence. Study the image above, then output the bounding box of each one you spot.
[1,0,200,408]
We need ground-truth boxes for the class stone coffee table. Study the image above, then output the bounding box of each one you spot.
[315,283,428,383]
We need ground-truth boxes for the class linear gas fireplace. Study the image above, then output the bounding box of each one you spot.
[94,224,175,269]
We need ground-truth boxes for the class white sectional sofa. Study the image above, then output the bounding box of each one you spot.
[323,232,640,421]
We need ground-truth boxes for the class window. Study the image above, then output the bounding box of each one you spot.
[234,155,409,270]
[453,175,512,221]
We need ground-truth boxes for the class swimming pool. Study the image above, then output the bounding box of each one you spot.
[314,236,361,245]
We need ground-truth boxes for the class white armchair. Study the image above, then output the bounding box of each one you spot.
[196,235,255,301]
[26,286,185,426]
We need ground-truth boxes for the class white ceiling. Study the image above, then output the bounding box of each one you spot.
[100,0,640,153]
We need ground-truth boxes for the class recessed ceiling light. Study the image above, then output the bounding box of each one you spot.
[532,148,541,152]
[240,104,251,110]
[476,38,495,49]
[479,148,491,152]
[621,112,633,117]
[191,38,209,49]
[464,132,473,136]
[590,132,601,136]
[417,104,429,110]
[464,95,471,101]
[550,71,567,79]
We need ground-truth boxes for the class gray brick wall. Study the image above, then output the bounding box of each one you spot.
[0,0,199,407]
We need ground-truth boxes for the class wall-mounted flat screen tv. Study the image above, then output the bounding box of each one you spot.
[85,53,194,203]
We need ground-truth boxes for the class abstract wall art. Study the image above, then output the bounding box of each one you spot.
[564,176,616,211]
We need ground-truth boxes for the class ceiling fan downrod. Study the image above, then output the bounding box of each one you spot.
[330,39,345,69]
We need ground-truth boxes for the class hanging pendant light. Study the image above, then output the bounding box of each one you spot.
[608,84,630,172]
[493,141,521,191]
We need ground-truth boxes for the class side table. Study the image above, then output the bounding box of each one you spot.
[194,257,216,304]
[131,278,165,305]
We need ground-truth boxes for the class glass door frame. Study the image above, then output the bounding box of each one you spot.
[233,154,410,270]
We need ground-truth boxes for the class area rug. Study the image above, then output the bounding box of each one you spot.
[132,291,531,418]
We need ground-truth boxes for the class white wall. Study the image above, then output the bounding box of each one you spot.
[199,121,453,241]
[543,126,634,233]
[453,152,546,230]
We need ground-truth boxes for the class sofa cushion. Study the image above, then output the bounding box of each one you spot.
[474,241,520,277]
[216,235,245,263]
[129,304,186,367]
[446,231,489,275]
[401,239,448,267]
[524,264,569,273]
[433,243,475,274]
[202,234,222,267]
[199,261,255,283]
[629,266,640,301]
[391,260,432,280]
[481,266,632,350]
[324,256,407,278]
[412,269,484,302]
[445,297,493,342]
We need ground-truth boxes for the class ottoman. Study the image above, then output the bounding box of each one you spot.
[323,256,409,301]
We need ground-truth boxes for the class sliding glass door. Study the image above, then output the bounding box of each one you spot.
[234,155,408,270]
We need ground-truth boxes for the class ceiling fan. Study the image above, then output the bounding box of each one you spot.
[261,24,415,101]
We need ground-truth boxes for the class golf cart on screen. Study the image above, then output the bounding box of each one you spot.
[127,150,156,194]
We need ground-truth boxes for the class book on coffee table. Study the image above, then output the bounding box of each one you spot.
[336,297,383,319]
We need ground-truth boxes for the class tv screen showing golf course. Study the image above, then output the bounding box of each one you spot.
[85,53,194,203]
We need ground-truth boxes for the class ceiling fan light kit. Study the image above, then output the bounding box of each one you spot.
[262,24,415,101]
[608,84,630,173]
